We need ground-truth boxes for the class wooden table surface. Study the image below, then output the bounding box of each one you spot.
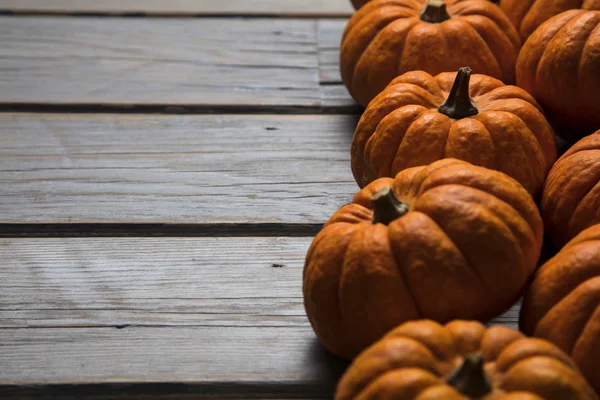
[0,1,524,398]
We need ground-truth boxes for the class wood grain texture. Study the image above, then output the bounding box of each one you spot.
[0,0,354,17]
[0,113,358,227]
[0,17,353,110]
[0,236,520,398]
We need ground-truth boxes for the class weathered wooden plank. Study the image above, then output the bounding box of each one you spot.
[0,114,358,226]
[0,17,353,109]
[0,236,523,330]
[0,236,520,398]
[0,0,354,17]
[318,20,345,84]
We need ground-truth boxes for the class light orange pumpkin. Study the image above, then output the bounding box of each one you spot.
[516,10,600,139]
[351,67,557,198]
[541,130,600,247]
[336,320,598,399]
[341,0,520,107]
[303,159,543,360]
[498,0,600,40]
[521,224,600,393]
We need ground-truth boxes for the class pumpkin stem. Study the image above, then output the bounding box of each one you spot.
[371,187,410,225]
[446,353,492,397]
[420,0,451,23]
[438,67,479,119]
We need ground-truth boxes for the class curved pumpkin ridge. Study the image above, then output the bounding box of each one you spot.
[453,0,521,49]
[341,6,416,94]
[422,185,535,306]
[444,320,486,356]
[516,10,581,94]
[390,112,452,174]
[397,21,450,77]
[388,212,490,321]
[480,325,525,362]
[537,11,598,100]
[534,277,600,354]
[353,17,422,110]
[442,118,496,170]
[324,204,373,227]
[579,18,600,84]
[476,85,542,110]
[335,336,441,400]
[385,320,457,361]
[568,179,600,239]
[355,368,442,399]
[495,338,579,373]
[364,105,428,178]
[478,97,556,170]
[338,224,421,355]
[519,239,600,334]
[302,223,361,358]
[389,70,445,97]
[521,0,585,40]
[475,110,546,197]
[343,0,421,41]
[501,356,597,399]
[461,14,515,80]
[414,384,467,400]
[572,304,600,391]
[543,153,600,245]
[414,161,542,243]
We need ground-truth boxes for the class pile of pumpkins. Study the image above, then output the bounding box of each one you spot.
[301,0,600,398]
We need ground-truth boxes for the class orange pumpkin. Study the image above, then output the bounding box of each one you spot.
[341,0,521,107]
[336,320,598,399]
[521,224,600,393]
[303,159,543,360]
[541,130,600,247]
[516,10,600,139]
[351,0,370,9]
[498,0,600,40]
[351,67,557,198]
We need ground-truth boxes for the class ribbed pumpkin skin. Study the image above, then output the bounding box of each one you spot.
[341,0,521,107]
[521,225,600,394]
[516,10,600,139]
[351,70,557,198]
[541,130,600,247]
[303,159,543,360]
[499,0,600,40]
[336,320,598,400]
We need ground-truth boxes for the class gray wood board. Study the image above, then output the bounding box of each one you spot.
[0,0,354,17]
[0,114,358,227]
[0,17,354,110]
[0,236,520,397]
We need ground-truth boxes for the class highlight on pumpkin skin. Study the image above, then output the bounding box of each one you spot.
[335,320,599,400]
[516,9,600,140]
[540,130,600,247]
[350,67,557,198]
[520,224,600,393]
[302,159,544,360]
[340,0,521,107]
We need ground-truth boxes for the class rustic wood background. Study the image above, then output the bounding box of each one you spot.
[0,2,524,399]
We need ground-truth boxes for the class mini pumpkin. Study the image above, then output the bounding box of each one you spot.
[336,320,598,399]
[541,130,600,247]
[341,0,521,107]
[303,159,543,360]
[520,224,600,393]
[351,67,557,198]
[498,0,600,40]
[516,10,600,139]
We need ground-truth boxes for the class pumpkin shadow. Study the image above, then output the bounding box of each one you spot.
[303,338,350,396]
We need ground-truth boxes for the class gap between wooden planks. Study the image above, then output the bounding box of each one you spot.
[0,0,354,17]
[0,236,521,399]
[0,17,351,111]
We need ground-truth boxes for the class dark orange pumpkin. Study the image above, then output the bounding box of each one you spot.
[303,159,543,360]
[341,0,521,107]
[498,0,600,40]
[351,0,370,9]
[336,320,598,399]
[521,224,600,393]
[516,10,600,139]
[351,67,557,198]
[541,130,600,247]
